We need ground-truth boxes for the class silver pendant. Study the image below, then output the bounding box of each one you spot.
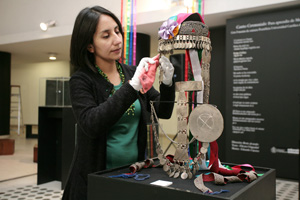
[200,154,205,160]
[193,164,197,175]
[160,158,167,165]
[200,147,208,154]
[163,164,170,172]
[169,170,175,178]
[174,41,178,49]
[203,142,209,149]
[181,171,188,179]
[187,167,193,179]
[174,171,180,178]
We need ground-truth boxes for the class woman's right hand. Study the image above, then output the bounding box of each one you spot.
[130,57,156,91]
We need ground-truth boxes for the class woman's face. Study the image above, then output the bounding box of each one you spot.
[88,14,123,64]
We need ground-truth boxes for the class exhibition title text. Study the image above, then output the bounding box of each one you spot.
[231,18,300,34]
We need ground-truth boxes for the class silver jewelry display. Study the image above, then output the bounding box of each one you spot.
[150,81,224,180]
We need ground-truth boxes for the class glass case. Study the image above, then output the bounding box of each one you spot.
[39,77,71,107]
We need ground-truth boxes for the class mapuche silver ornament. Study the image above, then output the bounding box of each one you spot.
[188,104,224,143]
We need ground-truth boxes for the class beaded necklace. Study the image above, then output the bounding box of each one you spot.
[95,62,135,116]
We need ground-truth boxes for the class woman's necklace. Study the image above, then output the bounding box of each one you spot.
[95,62,135,116]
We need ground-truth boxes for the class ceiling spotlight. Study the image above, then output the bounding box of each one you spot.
[49,53,57,60]
[40,20,56,31]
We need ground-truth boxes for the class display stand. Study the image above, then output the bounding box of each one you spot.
[37,106,76,189]
[25,124,38,138]
[88,163,276,200]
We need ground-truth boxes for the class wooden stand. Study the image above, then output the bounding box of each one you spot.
[0,139,15,155]
[33,144,38,162]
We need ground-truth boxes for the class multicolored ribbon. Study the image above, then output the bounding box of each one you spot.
[198,0,205,19]
[125,0,130,65]
[120,0,137,66]
[123,0,127,64]
[129,0,133,65]
[133,0,137,65]
[119,0,123,63]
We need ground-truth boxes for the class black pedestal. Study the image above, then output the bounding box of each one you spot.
[25,124,38,139]
[37,106,76,189]
[88,163,276,200]
[0,52,11,136]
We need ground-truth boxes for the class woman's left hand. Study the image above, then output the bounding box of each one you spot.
[159,55,174,86]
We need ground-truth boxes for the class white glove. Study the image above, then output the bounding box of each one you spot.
[130,57,156,91]
[159,55,174,86]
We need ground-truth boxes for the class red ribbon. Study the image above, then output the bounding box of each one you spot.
[208,141,244,176]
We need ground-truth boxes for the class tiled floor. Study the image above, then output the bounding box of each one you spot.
[276,179,299,200]
[0,135,37,182]
[0,134,298,199]
[0,177,63,200]
[0,133,64,200]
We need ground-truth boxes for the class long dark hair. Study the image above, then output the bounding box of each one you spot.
[70,6,124,72]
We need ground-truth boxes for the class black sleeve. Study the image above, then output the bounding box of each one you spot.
[146,80,176,119]
[69,73,139,139]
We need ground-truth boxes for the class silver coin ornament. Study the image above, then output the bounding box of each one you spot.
[188,104,224,142]
[174,171,180,178]
[169,171,175,178]
[159,158,167,165]
[200,146,208,154]
[188,171,193,179]
[181,171,188,179]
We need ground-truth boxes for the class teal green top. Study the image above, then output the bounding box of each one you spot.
[106,82,141,169]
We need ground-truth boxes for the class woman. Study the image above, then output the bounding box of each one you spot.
[62,6,175,200]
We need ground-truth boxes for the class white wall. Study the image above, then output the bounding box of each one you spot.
[8,35,163,129]
[1,0,298,44]
[11,61,70,124]
[4,0,300,133]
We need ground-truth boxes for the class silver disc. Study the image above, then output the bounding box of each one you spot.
[181,172,188,179]
[188,104,223,142]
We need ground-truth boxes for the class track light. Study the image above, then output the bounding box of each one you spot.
[40,20,56,31]
[48,53,57,60]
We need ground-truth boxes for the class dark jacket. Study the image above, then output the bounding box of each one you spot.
[62,63,175,200]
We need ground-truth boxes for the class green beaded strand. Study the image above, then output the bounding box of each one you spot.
[95,62,135,116]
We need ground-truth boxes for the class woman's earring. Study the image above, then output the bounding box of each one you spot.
[87,44,94,53]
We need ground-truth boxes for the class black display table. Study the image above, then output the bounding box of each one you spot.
[88,163,276,200]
